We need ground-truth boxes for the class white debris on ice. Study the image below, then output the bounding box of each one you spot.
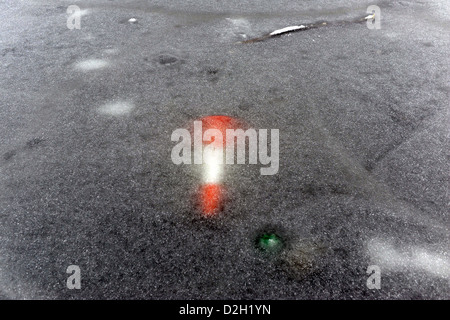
[270,25,306,36]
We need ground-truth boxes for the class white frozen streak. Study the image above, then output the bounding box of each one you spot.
[367,238,450,280]
[75,59,109,71]
[222,17,251,41]
[270,25,306,36]
[98,101,134,116]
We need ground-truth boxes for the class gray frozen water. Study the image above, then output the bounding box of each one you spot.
[0,0,449,299]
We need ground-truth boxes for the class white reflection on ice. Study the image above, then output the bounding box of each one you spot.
[202,146,223,184]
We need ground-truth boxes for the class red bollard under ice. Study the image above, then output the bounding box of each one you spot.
[195,115,243,216]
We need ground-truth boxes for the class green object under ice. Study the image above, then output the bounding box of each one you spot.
[257,233,283,253]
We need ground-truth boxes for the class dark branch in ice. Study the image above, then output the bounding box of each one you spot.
[239,14,376,44]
